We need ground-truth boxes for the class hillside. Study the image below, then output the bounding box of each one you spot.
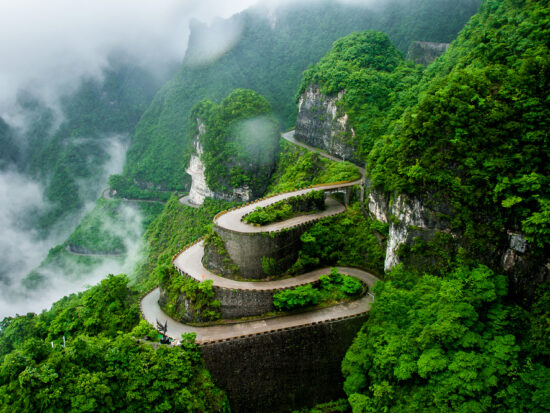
[9,57,167,236]
[5,0,550,412]
[119,0,480,195]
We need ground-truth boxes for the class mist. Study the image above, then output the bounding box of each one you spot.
[0,201,146,318]
[0,133,131,318]
[0,0,262,116]
[0,0,389,318]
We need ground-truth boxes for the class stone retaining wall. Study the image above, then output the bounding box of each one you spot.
[213,224,308,279]
[200,314,367,412]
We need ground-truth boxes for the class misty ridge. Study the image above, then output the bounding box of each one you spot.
[0,0,481,318]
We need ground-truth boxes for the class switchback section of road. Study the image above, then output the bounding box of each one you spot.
[140,130,378,344]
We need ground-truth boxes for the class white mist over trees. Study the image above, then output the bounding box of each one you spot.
[0,0,481,317]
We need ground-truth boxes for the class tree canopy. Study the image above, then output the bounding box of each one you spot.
[343,265,550,412]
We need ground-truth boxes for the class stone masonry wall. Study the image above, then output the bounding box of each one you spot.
[295,84,362,165]
[213,224,309,279]
[200,314,368,413]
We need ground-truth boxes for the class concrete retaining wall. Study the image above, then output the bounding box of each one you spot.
[200,314,367,413]
[213,287,275,318]
[213,224,309,279]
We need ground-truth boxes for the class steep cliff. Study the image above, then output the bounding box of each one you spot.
[407,41,449,65]
[366,187,452,273]
[366,0,550,293]
[295,85,360,164]
[185,89,279,204]
[295,31,424,162]
[186,123,216,205]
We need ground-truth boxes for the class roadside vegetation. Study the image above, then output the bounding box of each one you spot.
[243,190,325,226]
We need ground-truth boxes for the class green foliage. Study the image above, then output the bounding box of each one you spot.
[293,203,386,276]
[190,89,280,196]
[298,31,424,158]
[203,231,240,277]
[320,268,363,297]
[1,275,138,360]
[0,275,229,411]
[273,284,321,311]
[244,190,325,225]
[528,280,550,364]
[273,269,363,312]
[397,231,460,276]
[367,0,550,261]
[293,398,350,413]
[123,0,477,191]
[68,199,129,254]
[108,174,173,201]
[134,196,234,291]
[342,264,550,412]
[158,265,220,323]
[68,198,164,254]
[266,140,360,193]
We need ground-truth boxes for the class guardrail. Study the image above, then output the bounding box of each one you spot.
[171,235,207,263]
[212,177,361,224]
[199,311,369,346]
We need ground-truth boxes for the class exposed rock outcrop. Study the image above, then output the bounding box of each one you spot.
[366,187,450,272]
[407,41,450,65]
[295,85,361,165]
[186,135,215,205]
[186,120,252,205]
[367,185,549,294]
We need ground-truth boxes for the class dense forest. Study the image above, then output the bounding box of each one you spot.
[2,0,549,412]
[189,89,279,197]
[120,0,480,196]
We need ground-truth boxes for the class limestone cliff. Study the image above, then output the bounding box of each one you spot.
[186,119,252,205]
[407,41,449,65]
[295,85,361,165]
[367,186,549,295]
[366,187,451,272]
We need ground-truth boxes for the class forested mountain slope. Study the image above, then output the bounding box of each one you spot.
[11,57,167,236]
[119,0,480,194]
[334,0,550,411]
[0,275,229,411]
[366,0,549,284]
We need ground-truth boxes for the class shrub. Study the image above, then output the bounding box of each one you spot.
[244,190,325,225]
[273,284,321,311]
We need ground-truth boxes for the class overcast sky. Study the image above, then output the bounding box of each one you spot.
[0,0,262,115]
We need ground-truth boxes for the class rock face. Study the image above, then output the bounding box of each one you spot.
[367,186,550,293]
[366,188,448,272]
[295,85,361,165]
[186,120,252,205]
[407,41,450,65]
[501,232,550,298]
[186,133,215,205]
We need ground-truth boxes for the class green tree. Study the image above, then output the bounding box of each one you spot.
[342,265,550,412]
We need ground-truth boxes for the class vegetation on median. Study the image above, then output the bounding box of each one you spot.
[243,190,325,226]
[273,268,364,312]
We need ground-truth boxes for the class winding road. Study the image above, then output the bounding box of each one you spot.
[140,130,378,344]
[178,194,200,208]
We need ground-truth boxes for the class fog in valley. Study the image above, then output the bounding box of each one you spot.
[0,0,261,317]
[0,0,387,317]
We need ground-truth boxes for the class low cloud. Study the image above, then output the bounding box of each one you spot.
[0,0,259,116]
[0,200,146,319]
[0,133,134,318]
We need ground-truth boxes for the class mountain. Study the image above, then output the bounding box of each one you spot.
[118,0,481,196]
